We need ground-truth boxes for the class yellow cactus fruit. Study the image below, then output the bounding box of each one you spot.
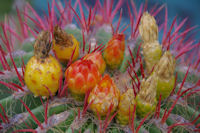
[136,74,157,118]
[24,31,63,97]
[83,52,106,74]
[117,89,136,125]
[53,25,79,63]
[88,74,120,117]
[154,51,176,100]
[103,33,125,69]
[139,12,158,43]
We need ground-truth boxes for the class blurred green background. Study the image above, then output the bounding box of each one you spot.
[0,0,13,20]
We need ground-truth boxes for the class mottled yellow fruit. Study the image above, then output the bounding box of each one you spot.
[24,55,62,97]
[53,26,79,63]
[117,89,136,125]
[25,30,63,97]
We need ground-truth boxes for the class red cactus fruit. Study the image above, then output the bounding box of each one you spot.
[103,34,125,69]
[83,52,106,74]
[65,60,101,101]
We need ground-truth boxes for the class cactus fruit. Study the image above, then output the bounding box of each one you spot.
[24,31,63,97]
[154,51,176,100]
[83,52,106,74]
[88,74,120,117]
[65,59,101,100]
[139,12,162,74]
[136,74,157,118]
[142,40,162,74]
[53,25,79,63]
[139,12,158,43]
[116,89,136,125]
[103,34,125,69]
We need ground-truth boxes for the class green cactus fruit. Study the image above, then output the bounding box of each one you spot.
[139,12,158,43]
[142,40,162,74]
[154,51,176,100]
[136,74,157,118]
[116,89,136,125]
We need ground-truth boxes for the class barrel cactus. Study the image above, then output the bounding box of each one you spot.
[0,1,199,133]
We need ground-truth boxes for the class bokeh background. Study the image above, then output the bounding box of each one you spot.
[0,0,200,39]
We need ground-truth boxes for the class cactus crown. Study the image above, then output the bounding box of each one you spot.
[53,25,73,47]
[154,51,176,80]
[138,74,157,103]
[139,12,158,43]
[34,31,51,60]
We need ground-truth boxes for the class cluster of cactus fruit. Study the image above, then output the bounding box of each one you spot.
[0,0,200,133]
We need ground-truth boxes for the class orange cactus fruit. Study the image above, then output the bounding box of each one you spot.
[83,52,106,74]
[88,74,120,117]
[53,25,79,63]
[103,34,125,69]
[65,59,101,101]
[24,31,63,97]
[117,89,136,125]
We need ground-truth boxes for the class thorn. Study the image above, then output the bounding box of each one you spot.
[177,65,190,95]
[0,80,19,92]
[14,129,37,133]
[115,9,123,34]
[43,85,53,100]
[19,99,43,129]
[135,112,150,133]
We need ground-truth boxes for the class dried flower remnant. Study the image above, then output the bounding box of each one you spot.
[53,25,79,63]
[154,51,176,100]
[103,34,125,69]
[24,31,63,97]
[65,60,101,101]
[116,89,136,125]
[88,74,120,117]
[139,12,162,74]
[136,74,157,118]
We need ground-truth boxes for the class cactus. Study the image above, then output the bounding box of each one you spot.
[0,1,200,133]
[24,31,63,97]
[65,59,101,101]
[139,12,162,74]
[154,51,176,100]
[116,89,136,125]
[53,25,80,63]
[136,74,157,118]
[88,74,120,117]
[83,52,106,74]
[103,33,125,69]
